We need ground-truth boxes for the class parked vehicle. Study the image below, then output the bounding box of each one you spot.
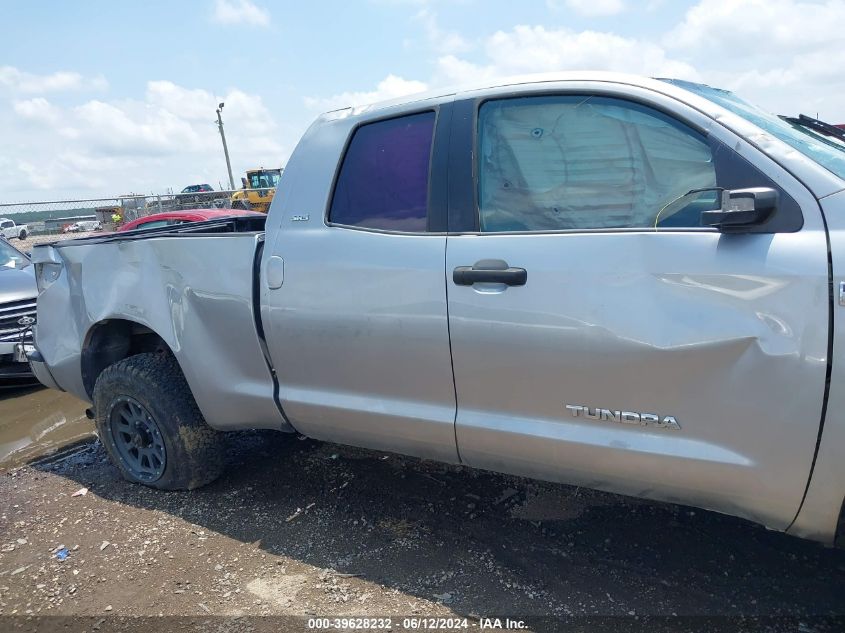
[0,239,36,386]
[230,168,282,213]
[0,218,28,241]
[117,208,262,232]
[180,184,215,205]
[28,73,845,546]
[63,220,101,233]
[181,184,213,194]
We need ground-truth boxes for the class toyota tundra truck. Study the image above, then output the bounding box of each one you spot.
[28,73,845,545]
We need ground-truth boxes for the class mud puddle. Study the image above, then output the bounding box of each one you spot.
[0,386,93,469]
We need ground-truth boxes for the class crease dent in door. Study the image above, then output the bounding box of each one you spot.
[449,233,828,531]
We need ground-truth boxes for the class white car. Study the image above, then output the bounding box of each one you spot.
[64,220,101,233]
[0,218,28,241]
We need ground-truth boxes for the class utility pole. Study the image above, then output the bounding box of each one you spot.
[216,102,236,191]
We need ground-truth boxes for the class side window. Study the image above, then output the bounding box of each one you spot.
[138,220,170,229]
[477,96,720,232]
[329,111,436,232]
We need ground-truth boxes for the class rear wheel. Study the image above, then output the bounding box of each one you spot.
[17,229,27,240]
[93,352,225,489]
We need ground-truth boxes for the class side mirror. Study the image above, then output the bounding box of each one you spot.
[701,187,777,232]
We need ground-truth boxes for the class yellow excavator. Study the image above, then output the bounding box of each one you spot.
[230,167,282,213]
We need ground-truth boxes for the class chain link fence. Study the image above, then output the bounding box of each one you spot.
[0,188,275,251]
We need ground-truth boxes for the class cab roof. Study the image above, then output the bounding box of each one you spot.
[323,71,706,116]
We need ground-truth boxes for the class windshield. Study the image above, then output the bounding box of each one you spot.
[662,79,845,182]
[0,239,29,270]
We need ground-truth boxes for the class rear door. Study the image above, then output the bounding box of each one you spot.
[261,104,459,463]
[444,87,829,529]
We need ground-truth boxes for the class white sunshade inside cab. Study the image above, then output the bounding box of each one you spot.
[478,96,718,231]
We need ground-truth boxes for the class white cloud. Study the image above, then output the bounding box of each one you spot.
[13,98,62,124]
[434,25,699,86]
[145,80,220,120]
[305,74,429,111]
[414,8,472,54]
[0,66,107,93]
[16,152,136,193]
[548,0,626,17]
[418,1,844,120]
[4,81,284,198]
[212,0,270,27]
[73,100,200,157]
[666,0,844,55]
[664,0,845,117]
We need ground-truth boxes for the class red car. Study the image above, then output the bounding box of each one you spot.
[118,209,262,232]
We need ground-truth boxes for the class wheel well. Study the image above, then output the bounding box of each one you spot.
[81,320,172,399]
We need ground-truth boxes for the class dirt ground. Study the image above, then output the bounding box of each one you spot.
[13,230,97,253]
[2,410,845,632]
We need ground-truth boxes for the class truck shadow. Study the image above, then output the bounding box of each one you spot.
[31,430,845,619]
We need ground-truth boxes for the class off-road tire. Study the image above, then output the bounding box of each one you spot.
[232,200,251,210]
[93,352,225,490]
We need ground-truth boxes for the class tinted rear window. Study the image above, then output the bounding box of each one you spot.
[329,111,436,231]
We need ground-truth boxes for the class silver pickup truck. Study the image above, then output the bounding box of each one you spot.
[29,73,845,546]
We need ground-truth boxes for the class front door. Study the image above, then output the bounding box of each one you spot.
[445,90,829,529]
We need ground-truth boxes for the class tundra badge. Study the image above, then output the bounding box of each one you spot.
[566,404,681,430]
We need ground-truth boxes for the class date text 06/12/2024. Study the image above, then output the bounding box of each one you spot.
[306,617,528,629]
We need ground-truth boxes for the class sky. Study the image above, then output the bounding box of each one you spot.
[1,0,843,202]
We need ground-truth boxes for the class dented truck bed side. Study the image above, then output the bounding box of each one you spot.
[33,226,289,433]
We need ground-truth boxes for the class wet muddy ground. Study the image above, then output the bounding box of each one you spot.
[0,386,92,470]
[1,385,845,631]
